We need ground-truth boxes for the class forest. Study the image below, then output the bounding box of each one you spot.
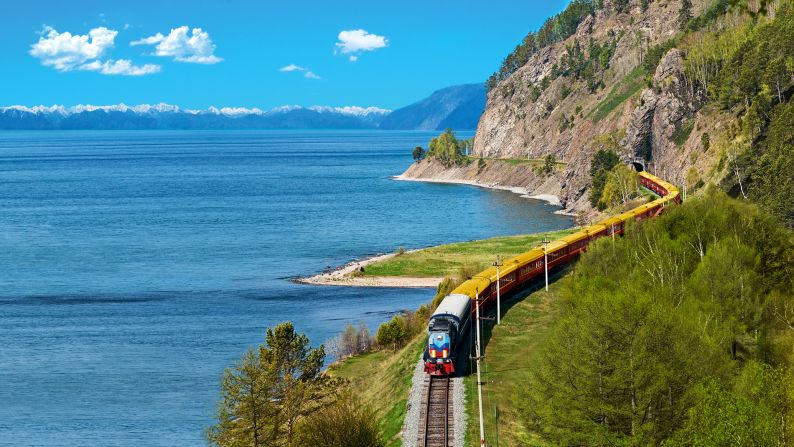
[526,190,794,445]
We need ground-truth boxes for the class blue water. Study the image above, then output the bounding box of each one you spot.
[0,130,571,446]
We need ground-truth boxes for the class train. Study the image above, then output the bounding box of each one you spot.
[423,170,681,375]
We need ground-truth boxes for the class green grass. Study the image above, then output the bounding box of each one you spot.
[588,66,648,123]
[327,335,426,447]
[463,279,564,446]
[363,229,577,278]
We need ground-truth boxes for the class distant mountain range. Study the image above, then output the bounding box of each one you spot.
[378,84,486,131]
[0,84,486,131]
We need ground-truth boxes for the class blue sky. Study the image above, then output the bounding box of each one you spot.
[1,0,571,109]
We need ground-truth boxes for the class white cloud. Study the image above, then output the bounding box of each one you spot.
[29,25,160,75]
[279,64,320,79]
[30,26,117,71]
[131,26,222,64]
[130,33,164,46]
[279,64,305,72]
[80,59,161,76]
[334,29,387,60]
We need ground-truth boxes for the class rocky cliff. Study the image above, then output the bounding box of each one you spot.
[402,0,732,215]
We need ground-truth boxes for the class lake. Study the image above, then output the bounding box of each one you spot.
[0,130,571,446]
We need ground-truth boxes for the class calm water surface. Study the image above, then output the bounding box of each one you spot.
[0,130,571,446]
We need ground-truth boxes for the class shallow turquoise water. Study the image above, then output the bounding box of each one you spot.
[0,130,571,446]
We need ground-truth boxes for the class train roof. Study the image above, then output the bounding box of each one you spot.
[431,293,471,321]
[544,239,568,253]
[452,276,492,299]
[512,248,544,265]
[560,231,588,244]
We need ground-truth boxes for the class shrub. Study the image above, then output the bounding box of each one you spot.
[375,315,409,350]
[299,390,385,447]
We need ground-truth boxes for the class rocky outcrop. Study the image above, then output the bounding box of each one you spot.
[404,0,717,215]
[625,48,703,159]
[399,159,570,210]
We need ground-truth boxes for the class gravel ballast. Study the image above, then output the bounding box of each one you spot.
[401,356,467,447]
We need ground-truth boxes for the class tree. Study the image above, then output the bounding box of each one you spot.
[599,164,639,209]
[207,322,328,447]
[260,322,326,446]
[426,129,466,167]
[412,146,425,161]
[589,148,620,207]
[679,0,693,29]
[666,379,778,446]
[375,315,409,350]
[542,154,557,174]
[206,348,279,447]
[298,390,385,447]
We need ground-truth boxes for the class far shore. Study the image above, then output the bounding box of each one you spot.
[392,173,577,215]
[294,252,443,288]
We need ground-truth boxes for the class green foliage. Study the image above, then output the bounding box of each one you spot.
[207,322,330,447]
[426,129,467,167]
[411,146,425,161]
[679,0,694,29]
[558,113,573,132]
[487,0,597,90]
[701,132,711,150]
[476,156,486,174]
[299,390,385,447]
[559,82,572,100]
[643,39,677,74]
[665,377,779,446]
[598,164,640,209]
[685,1,793,107]
[589,148,620,208]
[613,0,630,13]
[375,315,409,350]
[686,0,730,31]
[542,154,557,174]
[588,66,647,123]
[525,191,794,445]
[528,84,541,101]
[682,2,794,225]
[672,119,695,146]
[748,101,794,227]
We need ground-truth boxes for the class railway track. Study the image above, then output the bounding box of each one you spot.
[418,376,453,447]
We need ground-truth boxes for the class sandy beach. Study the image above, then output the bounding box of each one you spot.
[295,252,443,288]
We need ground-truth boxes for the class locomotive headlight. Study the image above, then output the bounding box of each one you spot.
[442,349,448,358]
[429,349,436,358]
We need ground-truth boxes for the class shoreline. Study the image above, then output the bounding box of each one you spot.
[296,172,577,289]
[294,252,443,288]
[393,173,577,215]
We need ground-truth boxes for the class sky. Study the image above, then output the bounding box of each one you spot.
[0,0,571,110]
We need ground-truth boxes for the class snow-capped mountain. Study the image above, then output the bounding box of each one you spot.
[0,103,392,130]
[0,84,486,130]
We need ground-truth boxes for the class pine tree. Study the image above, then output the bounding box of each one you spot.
[207,322,328,447]
[679,0,693,29]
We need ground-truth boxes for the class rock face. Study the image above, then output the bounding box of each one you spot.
[403,0,717,215]
[625,48,703,161]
